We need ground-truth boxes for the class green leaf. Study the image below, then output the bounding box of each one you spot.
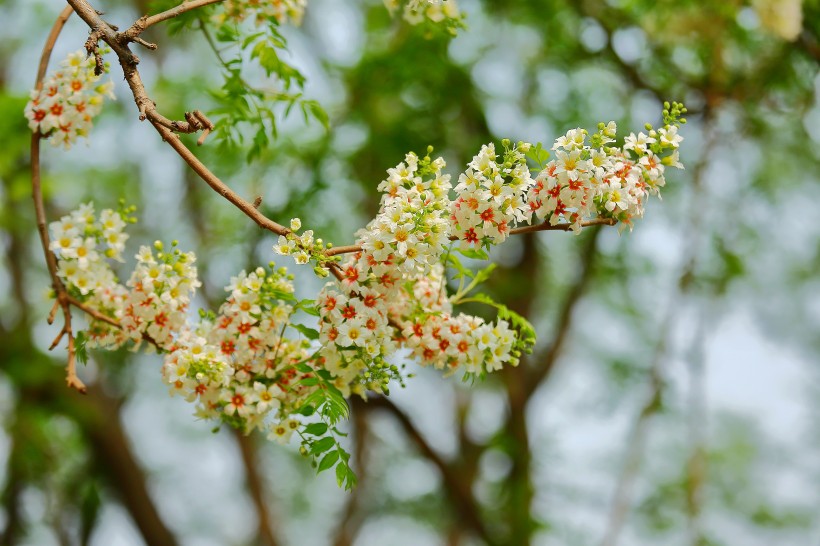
[456,247,489,260]
[446,252,472,280]
[310,436,336,455]
[463,293,537,353]
[317,450,340,473]
[75,331,89,365]
[296,404,315,416]
[296,299,321,316]
[302,99,329,130]
[296,362,314,374]
[336,461,357,490]
[472,263,497,285]
[299,377,320,387]
[293,323,320,340]
[525,142,550,168]
[303,423,328,436]
[215,23,240,43]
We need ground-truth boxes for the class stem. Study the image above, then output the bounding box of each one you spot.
[325,218,618,258]
[143,0,226,28]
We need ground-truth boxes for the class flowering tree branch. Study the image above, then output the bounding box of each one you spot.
[30,0,685,490]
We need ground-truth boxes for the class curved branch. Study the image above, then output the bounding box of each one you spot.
[149,121,289,235]
[31,4,87,393]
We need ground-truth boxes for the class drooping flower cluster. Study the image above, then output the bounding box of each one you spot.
[118,242,201,349]
[161,267,316,442]
[25,49,114,149]
[451,141,536,248]
[219,0,308,26]
[396,264,521,375]
[50,211,320,443]
[47,106,685,487]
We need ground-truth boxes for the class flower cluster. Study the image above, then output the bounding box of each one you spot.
[526,104,685,231]
[118,242,201,350]
[316,284,398,397]
[50,212,319,442]
[451,141,535,248]
[25,49,114,149]
[50,204,130,341]
[273,218,334,277]
[161,266,316,442]
[219,0,308,26]
[358,150,452,277]
[309,149,529,398]
[403,313,517,375]
[393,264,520,374]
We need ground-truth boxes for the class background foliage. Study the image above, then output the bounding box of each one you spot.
[1,0,819,544]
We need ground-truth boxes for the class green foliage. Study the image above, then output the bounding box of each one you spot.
[74,331,89,365]
[294,364,357,490]
[200,17,328,161]
[446,253,537,355]
[524,142,551,168]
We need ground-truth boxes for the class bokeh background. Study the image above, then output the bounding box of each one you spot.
[1,0,819,545]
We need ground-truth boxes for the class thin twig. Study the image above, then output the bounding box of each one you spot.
[149,120,289,234]
[142,0,225,30]
[325,218,617,258]
[684,303,713,546]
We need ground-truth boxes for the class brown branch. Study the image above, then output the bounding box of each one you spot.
[61,0,294,235]
[78,385,180,546]
[149,120,289,235]
[122,0,226,41]
[325,218,617,258]
[36,6,74,87]
[32,5,87,394]
[508,216,616,236]
[367,396,496,546]
[684,305,712,546]
[599,329,666,546]
[67,0,219,135]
